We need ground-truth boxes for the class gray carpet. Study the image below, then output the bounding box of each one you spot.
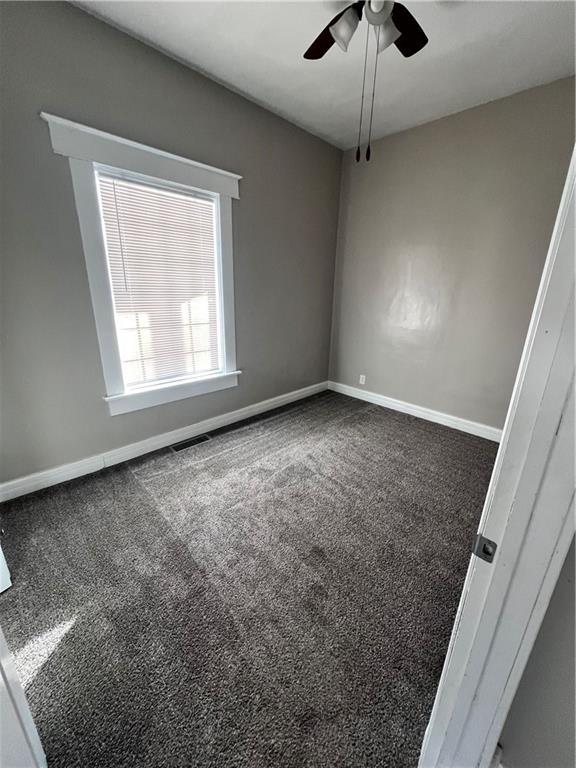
[0,392,497,768]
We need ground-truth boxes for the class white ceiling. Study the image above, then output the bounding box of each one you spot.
[76,1,575,149]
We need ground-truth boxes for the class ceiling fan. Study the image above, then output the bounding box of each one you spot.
[304,1,428,161]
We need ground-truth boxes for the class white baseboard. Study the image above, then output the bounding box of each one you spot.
[0,379,501,503]
[0,381,328,502]
[327,381,502,443]
[0,455,105,504]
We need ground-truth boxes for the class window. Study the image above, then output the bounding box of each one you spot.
[42,113,241,415]
[97,171,222,387]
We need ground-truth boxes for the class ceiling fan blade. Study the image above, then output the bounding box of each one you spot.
[390,2,428,57]
[304,7,347,59]
[304,2,364,60]
[304,25,337,60]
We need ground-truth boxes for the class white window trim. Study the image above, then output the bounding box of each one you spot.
[41,112,241,198]
[41,112,241,415]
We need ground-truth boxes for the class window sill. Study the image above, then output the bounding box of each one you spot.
[104,371,241,416]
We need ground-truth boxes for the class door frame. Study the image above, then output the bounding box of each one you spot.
[419,147,575,768]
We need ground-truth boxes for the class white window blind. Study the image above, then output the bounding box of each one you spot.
[96,172,222,390]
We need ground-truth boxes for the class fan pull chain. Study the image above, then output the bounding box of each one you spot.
[355,21,371,162]
[366,25,381,162]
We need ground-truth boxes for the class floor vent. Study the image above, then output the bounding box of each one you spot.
[171,434,211,452]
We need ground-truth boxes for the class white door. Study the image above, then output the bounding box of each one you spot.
[0,625,47,768]
[419,149,575,768]
[0,544,12,593]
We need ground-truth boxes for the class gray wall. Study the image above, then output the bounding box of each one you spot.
[500,540,575,768]
[330,78,575,428]
[0,2,341,481]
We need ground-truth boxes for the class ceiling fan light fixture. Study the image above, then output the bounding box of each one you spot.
[376,16,401,53]
[364,0,394,26]
[329,6,360,52]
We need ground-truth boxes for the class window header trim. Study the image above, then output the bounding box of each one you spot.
[40,112,241,199]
